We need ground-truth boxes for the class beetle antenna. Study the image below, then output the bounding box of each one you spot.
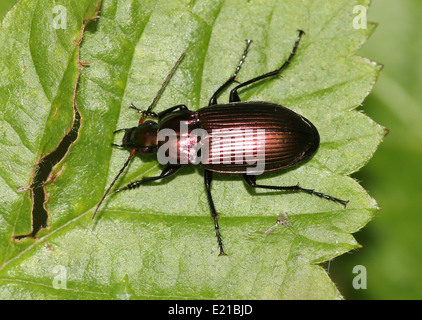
[92,148,136,220]
[146,51,186,113]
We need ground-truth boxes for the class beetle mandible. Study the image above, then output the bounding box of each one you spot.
[93,30,348,255]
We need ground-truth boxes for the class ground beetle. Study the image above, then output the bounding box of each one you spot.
[93,30,348,255]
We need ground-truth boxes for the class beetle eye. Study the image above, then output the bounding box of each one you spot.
[138,146,156,154]
[142,120,157,126]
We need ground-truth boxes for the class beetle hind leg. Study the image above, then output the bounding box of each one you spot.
[243,174,349,207]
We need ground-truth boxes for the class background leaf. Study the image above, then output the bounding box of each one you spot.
[328,0,422,299]
[0,0,383,299]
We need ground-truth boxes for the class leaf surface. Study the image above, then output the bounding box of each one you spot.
[0,0,384,299]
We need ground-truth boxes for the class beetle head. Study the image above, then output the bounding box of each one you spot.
[118,120,158,154]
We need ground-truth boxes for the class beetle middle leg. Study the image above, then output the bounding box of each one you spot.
[243,174,349,207]
[229,30,305,102]
[208,40,252,106]
[204,170,226,255]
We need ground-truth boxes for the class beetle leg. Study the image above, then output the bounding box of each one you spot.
[129,103,159,118]
[157,104,189,119]
[229,30,305,103]
[114,165,181,193]
[208,40,252,106]
[243,174,349,207]
[208,76,236,106]
[130,104,188,124]
[204,170,227,255]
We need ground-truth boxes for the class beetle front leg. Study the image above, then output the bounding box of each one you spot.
[115,165,181,193]
[243,174,349,207]
[157,104,188,118]
[204,170,227,255]
[129,103,159,118]
[130,104,189,122]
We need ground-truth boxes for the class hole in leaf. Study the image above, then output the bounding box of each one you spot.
[14,109,81,240]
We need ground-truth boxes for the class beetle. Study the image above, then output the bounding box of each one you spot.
[93,30,348,255]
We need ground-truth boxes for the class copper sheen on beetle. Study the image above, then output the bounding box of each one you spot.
[93,30,348,255]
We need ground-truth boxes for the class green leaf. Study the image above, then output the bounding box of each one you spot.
[0,0,384,299]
